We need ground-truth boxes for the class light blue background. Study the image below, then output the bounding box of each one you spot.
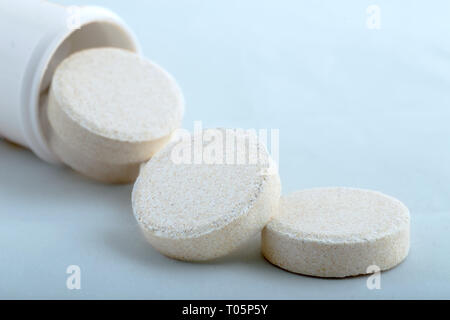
[1,0,449,299]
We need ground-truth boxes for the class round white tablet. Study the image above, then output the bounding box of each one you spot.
[262,187,410,278]
[46,48,184,183]
[132,129,281,261]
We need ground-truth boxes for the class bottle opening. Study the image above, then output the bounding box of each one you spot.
[33,16,140,164]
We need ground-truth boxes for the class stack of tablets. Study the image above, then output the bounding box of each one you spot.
[45,48,184,183]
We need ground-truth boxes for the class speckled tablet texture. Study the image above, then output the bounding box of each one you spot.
[132,129,281,261]
[45,47,184,183]
[262,187,410,278]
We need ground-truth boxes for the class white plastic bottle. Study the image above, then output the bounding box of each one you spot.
[0,0,140,164]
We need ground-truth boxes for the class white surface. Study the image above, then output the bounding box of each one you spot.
[0,141,449,299]
[1,0,450,299]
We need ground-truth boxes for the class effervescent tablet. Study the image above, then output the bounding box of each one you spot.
[132,129,281,261]
[46,48,184,183]
[262,187,410,278]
